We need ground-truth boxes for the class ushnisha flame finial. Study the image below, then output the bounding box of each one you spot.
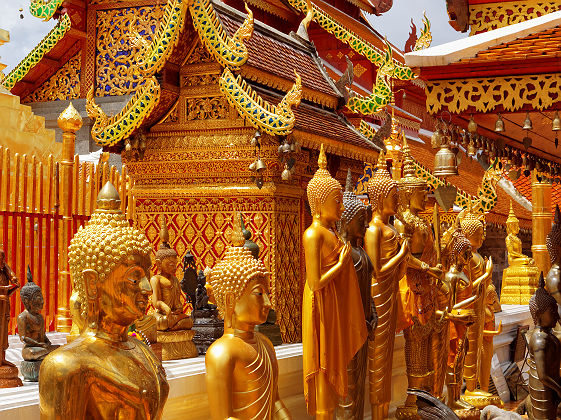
[318,143,327,170]
[376,150,387,170]
[507,201,517,224]
[96,182,121,212]
[345,168,353,193]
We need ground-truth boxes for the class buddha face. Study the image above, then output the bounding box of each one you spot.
[345,208,367,242]
[93,252,152,327]
[507,221,519,235]
[158,255,178,277]
[468,226,485,250]
[539,306,560,329]
[233,276,271,327]
[320,189,344,223]
[410,188,427,213]
[24,292,44,315]
[380,186,398,215]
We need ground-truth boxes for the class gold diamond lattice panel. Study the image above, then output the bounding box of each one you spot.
[95,5,165,96]
[426,74,561,114]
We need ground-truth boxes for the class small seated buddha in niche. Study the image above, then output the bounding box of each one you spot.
[205,212,291,420]
[501,201,539,305]
[39,182,169,419]
[150,219,197,360]
[302,145,367,420]
[17,266,59,381]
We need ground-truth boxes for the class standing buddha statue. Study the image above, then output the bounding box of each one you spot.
[364,151,409,420]
[444,231,484,420]
[394,139,443,419]
[335,169,374,420]
[303,144,367,419]
[501,201,539,304]
[39,182,169,419]
[526,274,561,420]
[478,283,502,394]
[205,212,291,420]
[459,206,502,409]
[150,220,197,360]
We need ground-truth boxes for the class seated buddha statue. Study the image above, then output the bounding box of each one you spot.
[501,201,539,305]
[150,220,197,360]
[16,266,59,381]
[205,212,291,420]
[39,182,169,419]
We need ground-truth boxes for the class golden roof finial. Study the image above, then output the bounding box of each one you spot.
[96,181,121,212]
[231,211,245,247]
[57,102,83,133]
[318,143,327,170]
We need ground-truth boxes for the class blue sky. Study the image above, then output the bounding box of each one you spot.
[0,0,466,73]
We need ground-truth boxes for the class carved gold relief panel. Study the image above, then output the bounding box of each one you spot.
[95,4,165,96]
[469,1,561,35]
[23,53,81,103]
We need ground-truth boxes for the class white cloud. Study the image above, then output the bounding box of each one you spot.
[0,1,55,73]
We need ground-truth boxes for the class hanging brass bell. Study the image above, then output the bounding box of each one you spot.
[523,112,532,130]
[495,114,505,132]
[434,143,459,177]
[553,111,561,131]
[255,158,267,172]
[249,160,257,171]
[468,115,477,134]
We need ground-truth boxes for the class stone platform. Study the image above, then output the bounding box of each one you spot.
[0,305,530,419]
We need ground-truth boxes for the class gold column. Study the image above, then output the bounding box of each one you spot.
[531,171,552,278]
[56,102,82,332]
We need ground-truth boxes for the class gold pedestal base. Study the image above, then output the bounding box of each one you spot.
[157,329,198,361]
[453,407,480,420]
[0,364,23,388]
[500,266,539,305]
[463,390,504,410]
[395,404,420,420]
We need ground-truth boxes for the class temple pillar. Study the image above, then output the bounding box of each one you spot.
[531,171,552,277]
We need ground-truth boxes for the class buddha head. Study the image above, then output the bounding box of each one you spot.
[68,182,152,332]
[547,205,561,264]
[307,144,343,225]
[368,151,397,216]
[155,219,178,278]
[339,169,367,242]
[451,231,472,268]
[0,249,6,270]
[398,137,427,215]
[208,212,270,328]
[506,201,520,236]
[459,203,485,250]
[20,268,43,315]
[530,273,559,328]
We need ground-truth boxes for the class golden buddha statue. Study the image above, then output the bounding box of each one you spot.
[150,219,197,360]
[303,144,367,419]
[335,169,374,420]
[394,140,443,419]
[39,182,169,419]
[479,283,502,393]
[364,151,409,420]
[459,207,502,409]
[501,201,539,305]
[444,231,484,419]
[205,212,291,420]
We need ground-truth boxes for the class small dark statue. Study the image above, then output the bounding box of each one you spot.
[190,267,223,355]
[195,269,216,312]
[181,251,198,308]
[17,266,59,381]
